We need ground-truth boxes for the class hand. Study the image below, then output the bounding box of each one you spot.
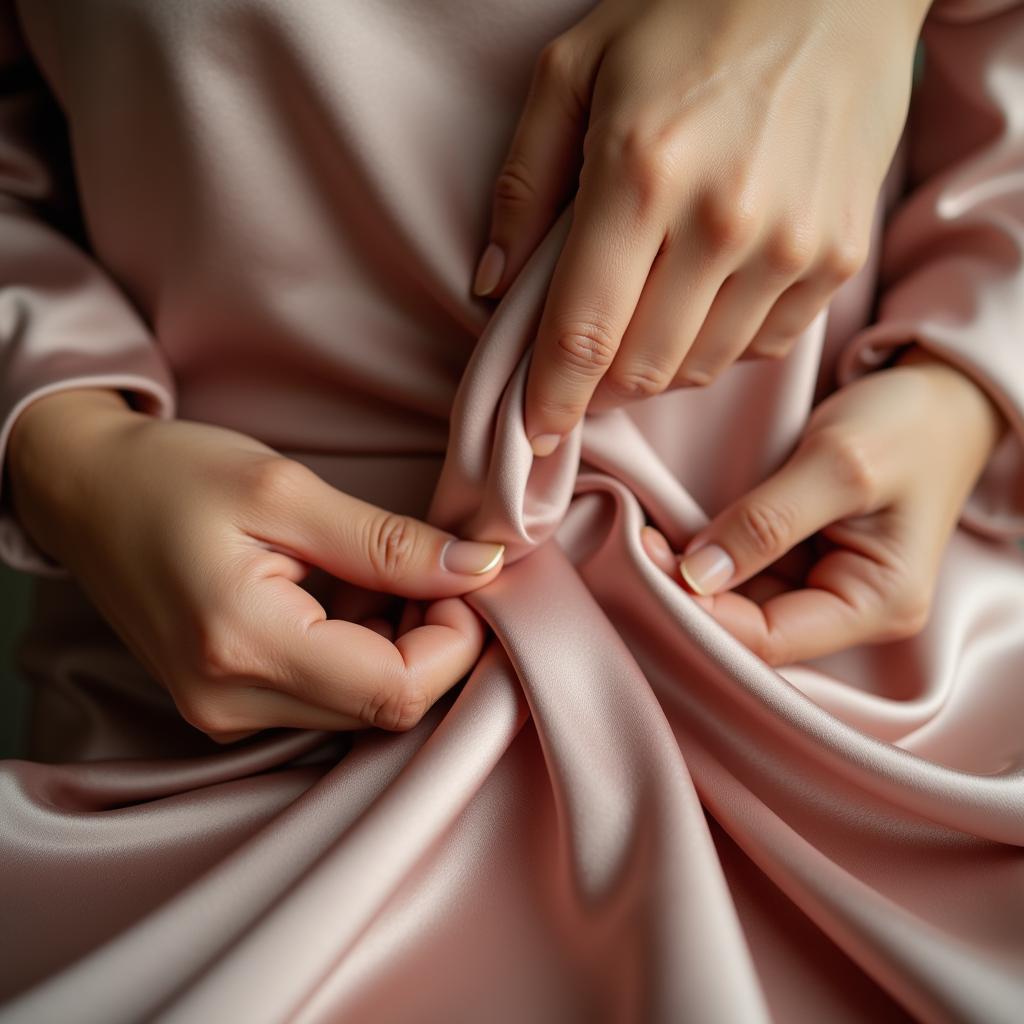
[7,388,505,742]
[473,0,932,456]
[639,348,1006,665]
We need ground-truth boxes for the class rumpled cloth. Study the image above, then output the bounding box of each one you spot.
[1,2,1023,1021]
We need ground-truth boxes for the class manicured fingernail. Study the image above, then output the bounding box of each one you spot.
[641,525,673,561]
[530,433,562,457]
[472,242,505,296]
[679,544,734,595]
[440,539,505,575]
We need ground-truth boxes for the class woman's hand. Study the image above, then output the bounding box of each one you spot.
[7,388,505,742]
[639,349,1006,665]
[474,0,932,456]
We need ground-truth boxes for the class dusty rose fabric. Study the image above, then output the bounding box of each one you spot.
[1,2,1024,1021]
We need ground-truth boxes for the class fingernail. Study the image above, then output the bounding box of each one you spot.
[472,242,505,296]
[530,433,562,457]
[440,539,505,575]
[641,525,673,561]
[679,544,734,595]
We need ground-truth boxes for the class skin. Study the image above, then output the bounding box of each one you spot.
[6,387,506,743]
[639,345,1008,665]
[474,0,934,455]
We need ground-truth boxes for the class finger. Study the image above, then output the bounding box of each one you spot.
[640,524,678,575]
[699,547,893,665]
[740,279,825,360]
[675,241,807,383]
[676,432,879,596]
[257,575,485,731]
[523,162,665,455]
[588,235,726,410]
[639,524,714,612]
[742,240,866,359]
[474,36,591,299]
[733,570,790,605]
[641,523,796,609]
[241,461,506,599]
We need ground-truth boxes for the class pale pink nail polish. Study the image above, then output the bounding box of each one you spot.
[472,243,505,296]
[530,433,561,457]
[679,544,734,595]
[440,539,505,574]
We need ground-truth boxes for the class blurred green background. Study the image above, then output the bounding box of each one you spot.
[0,565,33,758]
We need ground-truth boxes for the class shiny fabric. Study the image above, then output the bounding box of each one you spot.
[1,2,1024,1021]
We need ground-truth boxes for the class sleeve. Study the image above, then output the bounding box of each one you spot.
[835,0,1024,540]
[0,2,176,578]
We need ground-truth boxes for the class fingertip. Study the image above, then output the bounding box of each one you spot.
[424,595,485,646]
[472,241,506,297]
[640,525,678,575]
[678,543,736,596]
[391,598,486,705]
[206,728,262,746]
[530,432,563,457]
[522,348,583,459]
[439,539,506,581]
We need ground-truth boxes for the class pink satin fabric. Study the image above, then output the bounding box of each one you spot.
[1,2,1024,1022]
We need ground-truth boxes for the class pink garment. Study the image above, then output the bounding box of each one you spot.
[1,1,1023,1021]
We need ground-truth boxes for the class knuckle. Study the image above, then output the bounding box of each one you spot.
[605,361,672,400]
[675,365,714,387]
[736,500,794,559]
[821,237,868,284]
[534,36,576,89]
[622,132,676,194]
[811,428,880,510]
[493,155,538,212]
[595,120,679,209]
[763,224,815,278]
[553,318,619,377]
[366,512,420,579]
[239,456,310,508]
[362,679,430,732]
[177,692,237,737]
[698,190,759,255]
[885,588,931,639]
[195,616,250,681]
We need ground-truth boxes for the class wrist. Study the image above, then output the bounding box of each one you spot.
[894,342,1007,457]
[6,387,143,564]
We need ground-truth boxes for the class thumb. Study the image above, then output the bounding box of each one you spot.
[251,462,505,599]
[472,36,589,299]
[677,434,867,595]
